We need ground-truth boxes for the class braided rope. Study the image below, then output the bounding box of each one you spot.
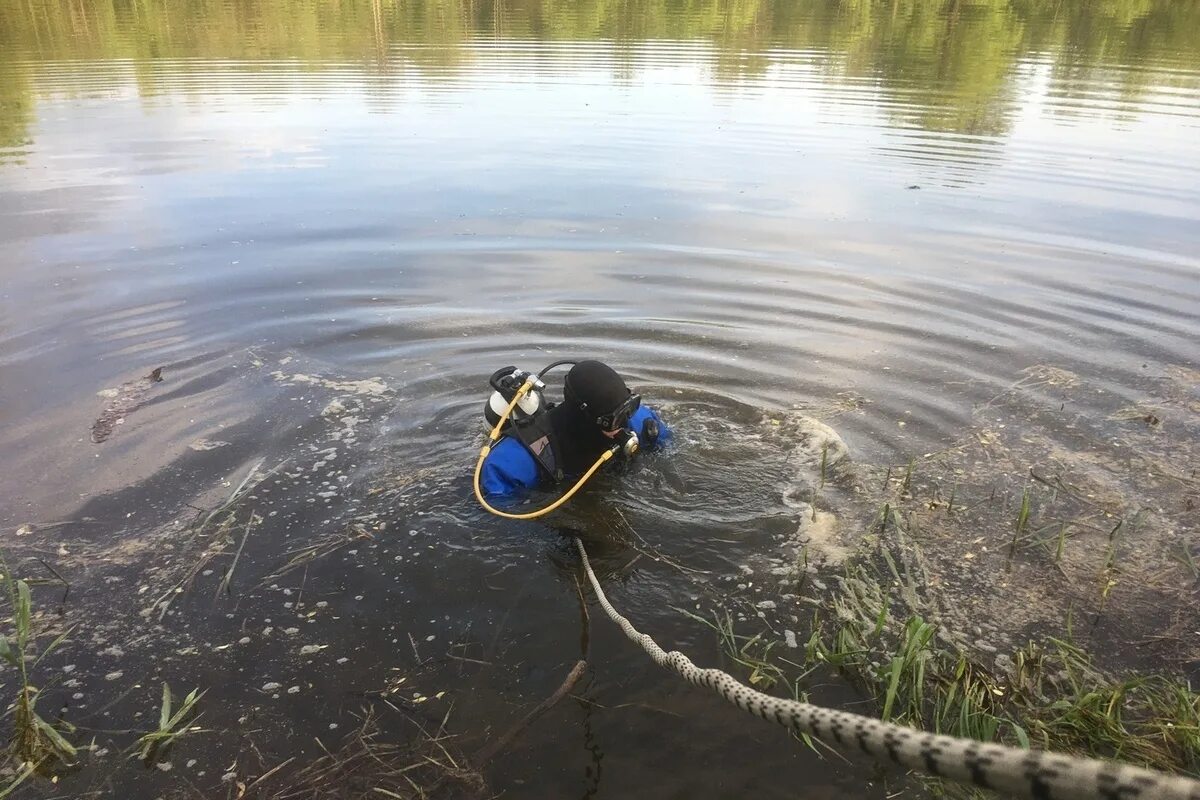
[573,537,1200,800]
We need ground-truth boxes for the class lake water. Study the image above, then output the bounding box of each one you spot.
[1,2,1198,798]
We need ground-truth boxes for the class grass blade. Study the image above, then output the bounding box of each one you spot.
[0,760,37,799]
[32,624,76,669]
[16,580,32,651]
[159,683,171,731]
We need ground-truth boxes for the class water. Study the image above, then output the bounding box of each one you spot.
[1,2,1198,797]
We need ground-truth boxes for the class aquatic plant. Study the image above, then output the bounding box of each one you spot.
[718,549,1200,783]
[0,554,77,791]
[134,683,205,764]
[149,459,285,620]
[675,607,789,690]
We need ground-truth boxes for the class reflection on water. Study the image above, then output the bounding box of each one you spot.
[0,1,1198,799]
[3,0,1200,152]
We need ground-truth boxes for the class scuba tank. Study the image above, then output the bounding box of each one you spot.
[483,365,565,482]
[483,366,547,432]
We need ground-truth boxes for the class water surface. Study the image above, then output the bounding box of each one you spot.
[1,2,1198,797]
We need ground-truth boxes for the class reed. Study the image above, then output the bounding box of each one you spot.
[0,553,77,792]
[675,607,786,690]
[900,458,915,496]
[1007,485,1031,564]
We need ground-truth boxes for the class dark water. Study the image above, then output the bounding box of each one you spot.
[1,2,1199,797]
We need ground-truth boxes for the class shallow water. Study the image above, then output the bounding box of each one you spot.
[1,1,1199,797]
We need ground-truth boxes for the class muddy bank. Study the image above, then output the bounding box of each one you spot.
[698,361,1200,784]
[808,362,1199,675]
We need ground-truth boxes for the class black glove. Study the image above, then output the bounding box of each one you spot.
[641,418,660,447]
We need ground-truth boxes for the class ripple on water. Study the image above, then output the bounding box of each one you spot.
[1,3,1199,797]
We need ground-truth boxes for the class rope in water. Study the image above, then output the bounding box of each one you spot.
[572,537,1200,800]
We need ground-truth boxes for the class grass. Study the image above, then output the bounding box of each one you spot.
[0,553,78,794]
[763,415,1200,786]
[1008,485,1031,562]
[134,683,205,765]
[719,545,1200,786]
[798,561,1015,748]
[900,458,915,496]
[879,617,936,723]
[214,511,256,600]
[3,556,210,795]
[149,459,286,619]
[1011,638,1200,773]
[674,607,788,690]
[675,605,831,753]
[674,444,1199,790]
[257,707,484,800]
[256,524,374,588]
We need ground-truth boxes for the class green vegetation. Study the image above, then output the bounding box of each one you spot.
[695,541,1200,790]
[2,553,213,792]
[676,606,791,689]
[135,683,205,764]
[0,555,77,795]
[2,0,1199,151]
[809,556,1199,775]
[149,459,280,620]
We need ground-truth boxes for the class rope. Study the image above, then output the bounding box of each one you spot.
[573,537,1200,800]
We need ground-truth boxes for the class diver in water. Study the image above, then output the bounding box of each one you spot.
[477,359,670,503]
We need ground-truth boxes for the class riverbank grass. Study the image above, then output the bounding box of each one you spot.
[699,546,1200,789]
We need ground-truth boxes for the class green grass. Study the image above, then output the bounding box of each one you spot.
[674,607,789,690]
[802,562,1013,747]
[134,683,205,764]
[800,557,1200,781]
[673,605,836,755]
[151,459,285,620]
[1007,485,1032,564]
[1010,638,1200,773]
[682,525,1199,793]
[0,553,78,793]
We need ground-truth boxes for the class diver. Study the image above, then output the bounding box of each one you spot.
[474,360,670,511]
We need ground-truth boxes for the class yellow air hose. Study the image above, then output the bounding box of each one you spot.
[473,376,624,520]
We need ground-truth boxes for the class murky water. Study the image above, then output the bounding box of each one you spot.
[1,2,1198,797]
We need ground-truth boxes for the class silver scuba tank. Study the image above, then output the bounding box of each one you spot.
[483,366,546,431]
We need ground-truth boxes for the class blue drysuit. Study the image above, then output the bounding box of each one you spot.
[480,405,670,500]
